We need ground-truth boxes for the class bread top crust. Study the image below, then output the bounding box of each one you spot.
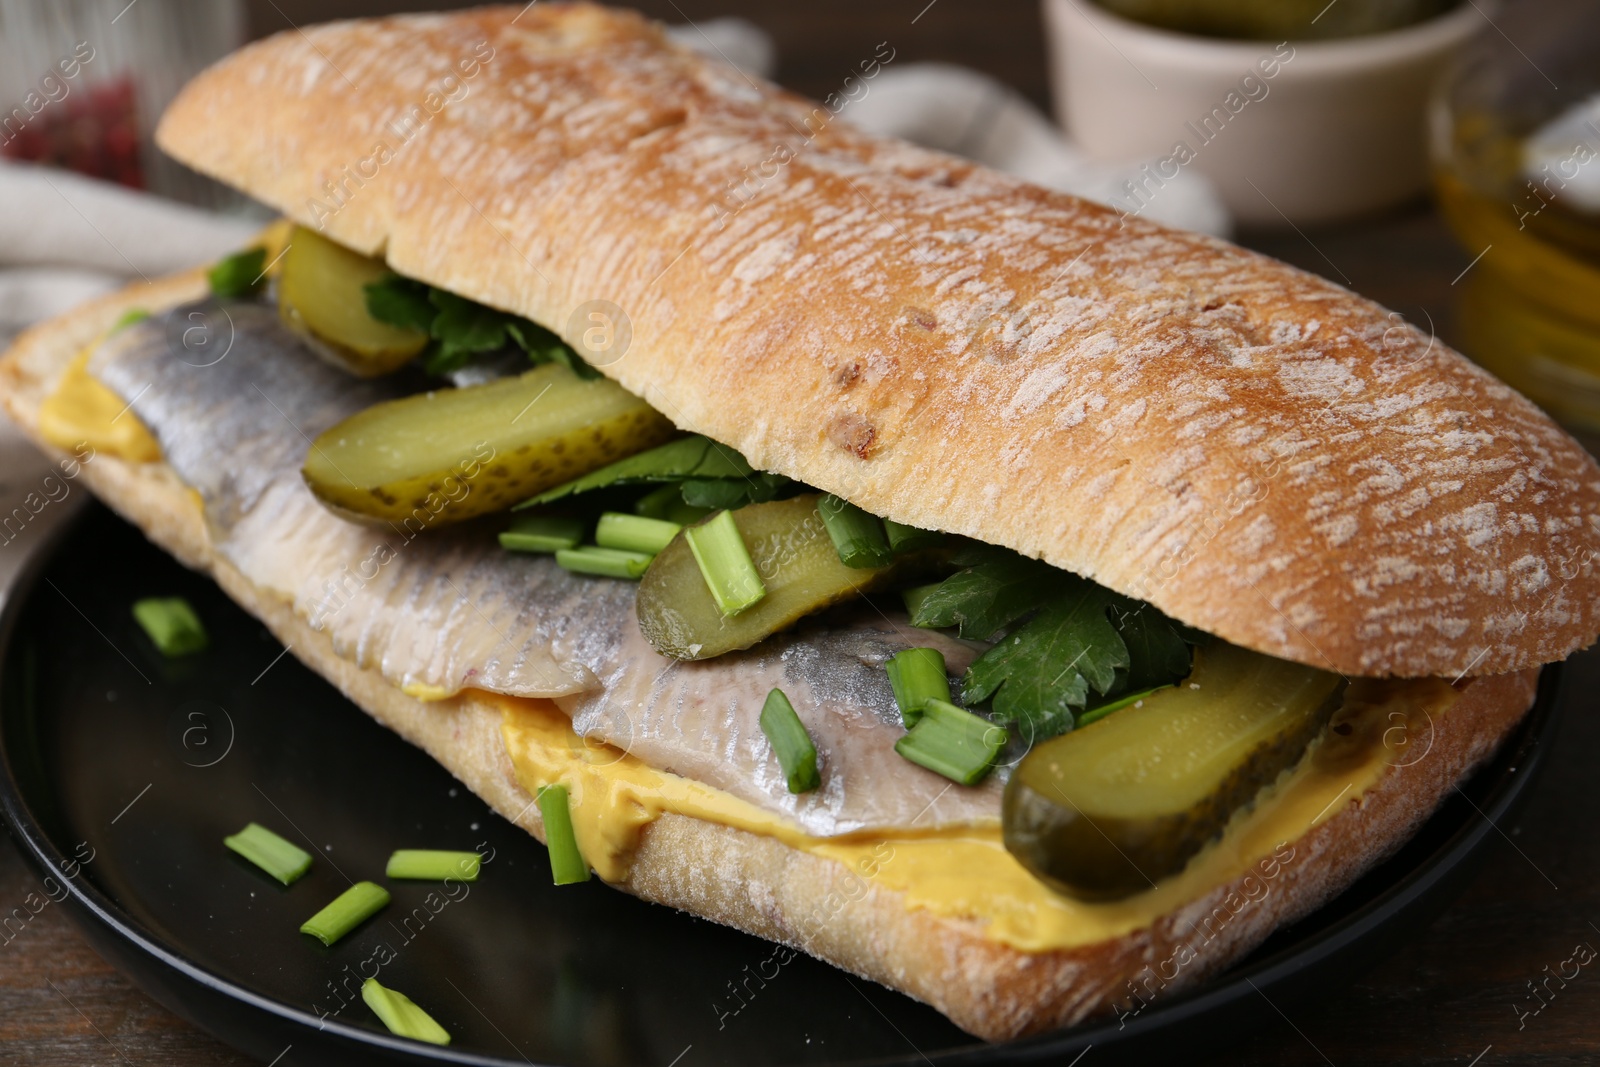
[155,2,1600,678]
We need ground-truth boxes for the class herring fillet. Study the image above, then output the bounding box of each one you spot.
[88,303,1001,833]
[560,611,997,833]
[90,302,613,698]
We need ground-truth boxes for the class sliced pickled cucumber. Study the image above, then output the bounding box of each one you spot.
[1003,642,1344,901]
[278,226,428,376]
[637,494,896,659]
[302,364,676,525]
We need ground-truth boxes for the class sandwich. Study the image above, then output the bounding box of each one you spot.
[3,2,1597,1044]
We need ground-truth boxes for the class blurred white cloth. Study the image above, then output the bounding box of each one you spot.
[665,18,777,90]
[1524,93,1600,214]
[670,20,1229,236]
[0,18,1227,344]
[0,159,259,343]
[845,64,1230,237]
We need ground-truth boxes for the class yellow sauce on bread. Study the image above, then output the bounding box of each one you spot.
[38,348,161,462]
[37,217,294,466]
[496,677,1456,952]
[44,345,1463,954]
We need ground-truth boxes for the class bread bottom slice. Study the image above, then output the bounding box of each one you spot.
[0,273,1539,1041]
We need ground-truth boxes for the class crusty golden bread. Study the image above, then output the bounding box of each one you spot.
[0,272,1541,1040]
[152,2,1600,679]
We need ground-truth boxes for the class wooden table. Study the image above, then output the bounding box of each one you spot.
[5,1,1594,1064]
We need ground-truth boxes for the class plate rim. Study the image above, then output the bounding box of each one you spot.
[0,503,1564,1067]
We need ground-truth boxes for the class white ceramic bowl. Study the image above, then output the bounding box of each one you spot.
[1043,0,1486,226]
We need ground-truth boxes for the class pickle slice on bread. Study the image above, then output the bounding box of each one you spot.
[302,364,676,526]
[1003,642,1344,901]
[637,494,897,659]
[278,226,428,377]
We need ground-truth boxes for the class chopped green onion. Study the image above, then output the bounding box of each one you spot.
[384,850,481,882]
[299,881,390,946]
[555,545,653,580]
[362,978,451,1046]
[901,583,942,621]
[596,512,682,555]
[885,648,951,727]
[499,515,584,554]
[758,688,821,793]
[894,699,1007,786]
[683,510,766,615]
[110,308,150,333]
[223,822,312,886]
[884,519,944,554]
[207,246,268,299]
[1075,685,1173,729]
[818,494,893,568]
[131,597,208,657]
[536,784,591,885]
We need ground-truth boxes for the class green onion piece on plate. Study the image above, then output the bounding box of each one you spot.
[554,545,653,580]
[536,784,591,885]
[894,699,1007,786]
[223,822,312,886]
[595,512,682,555]
[884,518,944,554]
[683,510,766,615]
[499,515,585,554]
[384,849,481,882]
[131,597,208,657]
[885,647,951,727]
[362,978,451,1045]
[818,494,893,568]
[299,881,390,946]
[207,246,267,299]
[758,688,820,794]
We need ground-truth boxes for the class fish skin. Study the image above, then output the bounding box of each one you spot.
[559,609,998,833]
[89,302,1001,833]
[91,301,611,698]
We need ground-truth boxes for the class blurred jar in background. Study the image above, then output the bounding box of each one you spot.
[1432,0,1600,432]
[1045,0,1482,226]
[0,0,244,207]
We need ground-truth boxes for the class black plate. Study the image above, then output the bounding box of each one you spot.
[0,505,1564,1066]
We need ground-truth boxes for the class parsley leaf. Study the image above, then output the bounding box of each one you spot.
[208,247,267,299]
[909,545,1069,640]
[679,479,750,510]
[361,273,596,378]
[522,436,751,507]
[516,435,792,514]
[914,547,1198,741]
[507,319,595,377]
[962,579,1128,738]
[364,275,435,332]
[681,472,789,509]
[427,290,511,374]
[1108,595,1194,691]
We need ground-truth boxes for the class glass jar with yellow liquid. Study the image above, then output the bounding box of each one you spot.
[1430,3,1600,433]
